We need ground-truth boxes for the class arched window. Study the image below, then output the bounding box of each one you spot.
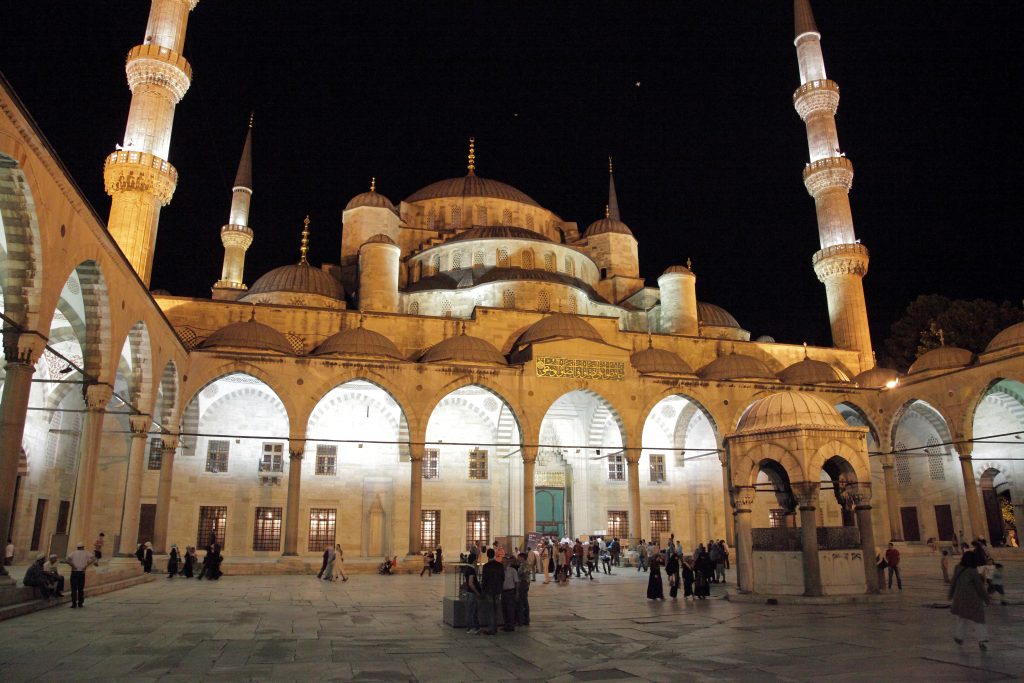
[431,254,441,275]
[450,251,463,270]
[497,248,510,268]
[566,296,577,313]
[473,250,485,268]
[408,301,419,315]
[526,214,535,230]
[503,290,515,308]
[451,207,461,228]
[544,253,555,272]
[564,257,575,277]
[441,298,452,317]
[502,208,513,226]
[521,250,534,269]
[476,206,487,225]
[537,290,550,312]
[428,207,437,229]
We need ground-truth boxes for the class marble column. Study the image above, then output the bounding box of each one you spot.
[0,331,43,579]
[793,481,822,597]
[879,452,903,541]
[625,450,641,544]
[152,433,179,553]
[718,451,735,541]
[733,485,756,593]
[283,438,304,556]
[69,383,113,545]
[408,443,424,555]
[118,414,151,554]
[522,445,537,537]
[849,482,878,593]
[957,445,986,541]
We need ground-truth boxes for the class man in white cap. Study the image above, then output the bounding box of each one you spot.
[63,542,96,608]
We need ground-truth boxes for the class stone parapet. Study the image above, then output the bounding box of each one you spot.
[220,224,254,248]
[103,150,178,204]
[125,44,193,102]
[812,243,870,281]
[793,78,840,120]
[802,156,854,196]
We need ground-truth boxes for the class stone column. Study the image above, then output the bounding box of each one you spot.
[879,452,903,541]
[407,443,424,555]
[522,445,537,537]
[283,438,304,556]
[69,383,114,545]
[625,450,642,544]
[118,414,151,554]
[0,331,43,579]
[957,445,986,541]
[718,451,735,541]
[733,486,756,593]
[793,481,822,597]
[152,433,179,553]
[849,483,878,593]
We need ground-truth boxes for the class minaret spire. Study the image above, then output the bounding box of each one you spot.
[607,156,621,221]
[792,0,873,366]
[467,137,476,176]
[299,216,311,265]
[212,117,256,299]
[104,0,201,287]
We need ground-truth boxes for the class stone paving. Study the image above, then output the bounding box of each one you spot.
[0,554,1022,681]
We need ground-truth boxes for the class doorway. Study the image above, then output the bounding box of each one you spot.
[900,506,921,542]
[934,504,954,541]
[137,503,156,546]
[535,487,565,538]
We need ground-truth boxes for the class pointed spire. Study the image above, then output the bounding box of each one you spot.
[299,215,310,265]
[794,0,819,40]
[467,137,476,176]
[233,114,253,189]
[607,156,621,221]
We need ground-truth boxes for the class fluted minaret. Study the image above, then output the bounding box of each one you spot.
[212,118,255,300]
[104,0,199,287]
[793,0,873,366]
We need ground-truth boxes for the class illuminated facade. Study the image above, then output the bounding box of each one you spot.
[1,0,1021,593]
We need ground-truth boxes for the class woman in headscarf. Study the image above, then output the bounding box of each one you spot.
[182,546,195,578]
[331,544,348,582]
[646,551,665,600]
[682,555,695,600]
[949,550,990,650]
[322,545,336,581]
[167,544,179,578]
[665,551,681,599]
[143,542,153,573]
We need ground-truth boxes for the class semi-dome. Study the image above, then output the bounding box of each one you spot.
[778,358,848,385]
[420,333,507,365]
[853,366,903,389]
[345,187,397,213]
[245,263,344,300]
[631,346,693,375]
[362,233,397,246]
[908,346,973,375]
[445,225,551,243]
[736,391,848,434]
[516,313,604,347]
[199,318,292,355]
[406,175,541,208]
[698,302,741,329]
[986,321,1024,353]
[583,216,633,238]
[698,352,776,381]
[313,326,404,359]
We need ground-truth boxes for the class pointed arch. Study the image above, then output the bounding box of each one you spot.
[0,153,43,329]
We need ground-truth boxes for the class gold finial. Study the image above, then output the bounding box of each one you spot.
[299,215,310,265]
[803,341,809,359]
[467,137,476,176]
[249,304,256,322]
[248,111,254,129]
[608,156,614,175]
[358,314,366,329]
[605,204,610,219]
[370,177,376,193]
[647,330,653,349]
[460,321,468,336]
[686,257,692,271]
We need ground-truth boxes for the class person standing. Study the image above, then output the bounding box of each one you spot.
[600,544,612,575]
[540,543,551,584]
[516,552,531,626]
[949,551,990,650]
[682,556,695,600]
[527,545,539,582]
[63,542,96,608]
[93,533,105,566]
[708,543,722,583]
[182,547,196,578]
[637,540,648,572]
[142,542,154,574]
[941,550,951,584]
[134,543,145,567]
[501,556,518,631]
[666,552,680,600]
[646,552,664,600]
[610,537,620,567]
[480,548,503,635]
[462,557,482,634]
[4,539,13,566]
[885,543,902,590]
[331,545,348,582]
[167,544,180,578]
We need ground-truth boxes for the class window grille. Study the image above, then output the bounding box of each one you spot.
[409,301,419,315]
[769,509,785,528]
[607,511,629,539]
[649,510,670,545]
[538,290,550,311]
[451,207,461,228]
[421,509,440,551]
[502,290,515,308]
[926,437,945,481]
[566,296,577,313]
[473,250,485,267]
[544,253,555,271]
[308,508,336,552]
[441,299,452,317]
[253,507,282,551]
[469,448,488,480]
[497,248,510,268]
[526,214,534,229]
[466,510,490,545]
[197,506,227,549]
[316,444,337,475]
[423,448,439,479]
[649,454,666,483]
[564,257,575,277]
[521,250,534,269]
[476,207,487,224]
[205,440,229,473]
[147,437,164,471]
[894,441,911,487]
[608,454,625,481]
[260,442,284,473]
[502,208,512,226]
[451,251,463,270]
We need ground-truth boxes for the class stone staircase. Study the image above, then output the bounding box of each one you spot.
[0,561,155,621]
[218,556,423,576]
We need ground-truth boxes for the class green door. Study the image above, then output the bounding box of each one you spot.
[536,487,565,538]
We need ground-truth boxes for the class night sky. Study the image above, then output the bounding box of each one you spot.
[2,2,1022,347]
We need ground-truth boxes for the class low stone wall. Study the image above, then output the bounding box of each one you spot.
[751,549,866,596]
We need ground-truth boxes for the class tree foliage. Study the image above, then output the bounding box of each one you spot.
[881,295,1024,371]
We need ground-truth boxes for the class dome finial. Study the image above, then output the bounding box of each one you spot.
[608,156,613,174]
[803,341,809,359]
[460,321,468,336]
[299,215,310,265]
[647,330,653,349]
[370,177,376,193]
[686,257,692,272]
[249,304,256,322]
[938,328,946,346]
[358,313,366,329]
[467,137,476,176]
[248,111,254,129]
[605,204,610,219]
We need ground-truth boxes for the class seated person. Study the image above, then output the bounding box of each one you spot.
[43,554,65,597]
[23,555,56,598]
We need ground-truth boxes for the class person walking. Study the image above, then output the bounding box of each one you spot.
[322,545,337,581]
[646,552,664,600]
[885,543,902,590]
[949,551,990,650]
[167,544,180,578]
[316,547,330,579]
[682,556,695,600]
[331,544,348,582]
[610,537,621,566]
[666,552,681,599]
[600,544,612,575]
[63,542,96,608]
[182,547,196,578]
[93,533,105,566]
[987,562,1007,606]
[462,556,482,633]
[480,548,503,635]
[420,551,433,577]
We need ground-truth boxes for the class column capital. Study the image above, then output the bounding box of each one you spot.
[288,438,305,459]
[521,445,538,465]
[623,449,641,465]
[879,451,895,468]
[717,450,727,467]
[2,329,46,365]
[791,481,819,508]
[84,383,114,410]
[129,414,151,436]
[160,433,180,451]
[845,481,872,507]
[408,442,425,462]
[734,485,756,510]
[957,446,974,460]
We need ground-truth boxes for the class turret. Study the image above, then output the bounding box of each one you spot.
[341,178,400,293]
[358,233,401,313]
[792,0,873,366]
[658,262,698,336]
[581,158,642,304]
[212,117,254,300]
[104,0,199,286]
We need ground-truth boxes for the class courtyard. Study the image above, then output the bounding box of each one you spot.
[0,554,1021,681]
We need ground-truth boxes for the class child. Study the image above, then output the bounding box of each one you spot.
[987,562,1006,606]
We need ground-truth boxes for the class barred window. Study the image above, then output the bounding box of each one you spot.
[502,290,515,308]
[894,441,911,487]
[521,250,534,269]
[147,437,164,471]
[649,510,670,545]
[441,298,452,317]
[538,290,550,312]
[451,251,463,270]
[607,511,629,539]
[253,507,282,551]
[564,257,575,277]
[769,509,785,528]
[409,301,420,315]
[421,509,440,551]
[608,454,625,481]
[260,442,284,473]
[308,508,336,552]
[469,448,488,480]
[526,214,535,230]
[197,506,227,549]
[649,454,666,483]
[497,248,510,268]
[205,440,229,473]
[466,510,490,545]
[473,250,485,267]
[926,437,945,481]
[451,206,461,228]
[476,206,487,225]
[316,444,337,476]
[566,296,577,314]
[544,253,555,271]
[502,208,513,226]
[423,448,439,479]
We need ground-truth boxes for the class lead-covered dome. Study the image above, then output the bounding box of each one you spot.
[698,302,741,329]
[737,391,847,434]
[406,175,540,208]
[908,346,973,375]
[986,321,1024,353]
[662,265,693,276]
[345,188,397,213]
[245,263,344,300]
[778,358,848,385]
[199,318,292,355]
[698,352,776,381]
[420,333,507,365]
[313,326,404,359]
[853,366,902,389]
[516,313,604,347]
[583,216,633,238]
[631,346,692,375]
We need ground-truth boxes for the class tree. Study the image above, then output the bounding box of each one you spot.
[881,295,1023,371]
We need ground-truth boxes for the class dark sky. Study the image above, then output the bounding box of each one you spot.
[2,2,1022,347]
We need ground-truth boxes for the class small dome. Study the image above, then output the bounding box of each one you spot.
[345,189,397,212]
[516,314,604,347]
[699,352,775,381]
[698,302,741,329]
[583,216,633,238]
[199,318,292,355]
[313,326,404,359]
[420,333,507,365]
[908,346,973,375]
[245,263,344,300]
[778,358,847,385]
[756,335,776,343]
[406,175,540,208]
[363,233,397,246]
[986,321,1024,353]
[631,346,693,375]
[737,391,847,434]
[853,366,903,389]
[661,265,693,276]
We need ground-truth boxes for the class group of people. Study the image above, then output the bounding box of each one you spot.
[419,546,444,576]
[316,544,348,582]
[136,537,223,580]
[21,541,97,608]
[642,537,727,601]
[460,547,532,634]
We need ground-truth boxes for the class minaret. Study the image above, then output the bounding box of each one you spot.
[103,0,199,287]
[212,117,255,300]
[607,156,620,221]
[793,0,873,366]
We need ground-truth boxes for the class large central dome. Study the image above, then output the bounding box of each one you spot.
[406,175,541,208]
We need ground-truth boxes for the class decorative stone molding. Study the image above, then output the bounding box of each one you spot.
[793,79,840,120]
[84,383,114,410]
[220,224,254,249]
[802,156,854,196]
[1,329,45,365]
[103,150,178,205]
[791,481,820,508]
[129,414,152,436]
[520,445,538,465]
[734,485,756,510]
[812,243,869,282]
[288,439,305,459]
[125,45,193,103]
[161,433,181,451]
[623,449,641,465]
[845,481,872,506]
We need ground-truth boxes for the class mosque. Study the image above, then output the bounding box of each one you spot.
[0,1,1021,596]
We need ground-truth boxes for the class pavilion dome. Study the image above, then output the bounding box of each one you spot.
[698,352,775,381]
[516,313,604,347]
[313,326,404,360]
[698,302,741,329]
[630,346,692,375]
[345,188,397,213]
[737,391,848,434]
[908,346,973,375]
[245,263,344,301]
[199,318,292,355]
[986,321,1024,353]
[662,265,693,276]
[853,366,903,389]
[406,175,540,208]
[583,216,633,238]
[420,333,507,365]
[778,358,848,385]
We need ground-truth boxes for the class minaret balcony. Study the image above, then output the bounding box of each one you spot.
[126,44,193,102]
[812,243,869,281]
[793,79,840,120]
[103,151,178,204]
[221,224,254,249]
[802,156,853,196]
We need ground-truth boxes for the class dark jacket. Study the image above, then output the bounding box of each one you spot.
[481,559,504,596]
[949,565,989,623]
[23,561,47,587]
